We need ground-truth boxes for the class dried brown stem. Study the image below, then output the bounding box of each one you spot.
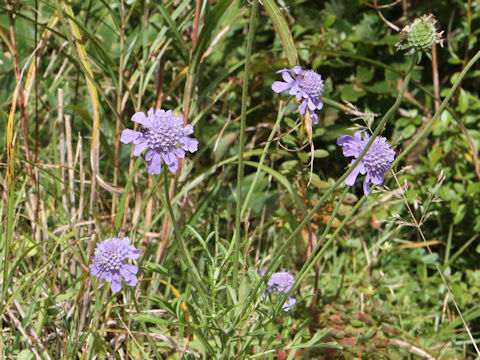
[157,0,202,264]
[7,2,34,181]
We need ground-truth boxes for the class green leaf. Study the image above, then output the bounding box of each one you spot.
[453,204,466,224]
[192,0,236,72]
[402,124,417,139]
[313,149,329,158]
[156,2,189,61]
[357,65,374,83]
[262,0,298,67]
[341,84,366,101]
[324,14,336,28]
[18,350,34,360]
[457,89,469,113]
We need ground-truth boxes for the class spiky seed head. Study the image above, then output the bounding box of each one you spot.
[397,14,444,52]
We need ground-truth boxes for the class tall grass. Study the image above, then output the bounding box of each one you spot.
[1,0,480,358]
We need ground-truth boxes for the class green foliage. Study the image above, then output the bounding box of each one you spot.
[1,0,480,359]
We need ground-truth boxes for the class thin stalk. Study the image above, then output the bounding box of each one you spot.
[277,189,367,313]
[161,170,210,307]
[393,50,480,167]
[131,289,162,359]
[84,287,110,359]
[158,0,202,266]
[235,52,418,325]
[7,2,33,181]
[233,0,258,290]
[112,0,126,225]
[241,102,286,218]
[391,171,480,355]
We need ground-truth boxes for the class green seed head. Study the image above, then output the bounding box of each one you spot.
[396,14,444,52]
[408,18,436,49]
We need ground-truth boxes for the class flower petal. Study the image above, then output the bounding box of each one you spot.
[120,129,140,144]
[146,152,162,175]
[363,174,371,196]
[120,266,138,286]
[173,147,185,158]
[123,273,138,287]
[145,149,155,161]
[298,100,307,115]
[370,171,385,185]
[89,263,99,276]
[127,246,141,259]
[131,111,149,126]
[103,271,113,282]
[337,135,354,146]
[344,163,363,186]
[162,152,179,173]
[180,137,199,153]
[271,81,290,93]
[356,131,366,141]
[294,89,303,100]
[283,297,297,312]
[338,135,363,158]
[307,98,317,111]
[111,275,122,293]
[123,264,138,274]
[183,124,194,135]
[133,141,148,156]
[281,72,294,83]
[293,65,303,74]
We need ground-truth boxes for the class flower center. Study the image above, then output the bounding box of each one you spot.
[99,249,122,271]
[145,120,184,150]
[300,70,323,99]
[362,138,393,175]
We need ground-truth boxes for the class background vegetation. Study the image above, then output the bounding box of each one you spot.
[1,0,480,358]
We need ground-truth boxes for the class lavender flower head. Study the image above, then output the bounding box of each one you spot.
[272,66,324,124]
[337,131,395,196]
[89,236,141,293]
[282,297,297,312]
[120,108,198,175]
[263,270,296,312]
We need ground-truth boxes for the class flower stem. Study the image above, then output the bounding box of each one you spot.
[233,0,258,290]
[276,187,365,313]
[241,101,287,218]
[393,49,480,167]
[234,52,418,325]
[161,169,210,307]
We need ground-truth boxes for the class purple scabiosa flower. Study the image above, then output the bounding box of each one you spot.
[120,108,198,175]
[337,131,396,196]
[89,236,141,293]
[262,270,296,312]
[272,66,324,124]
[267,270,295,293]
[282,297,297,312]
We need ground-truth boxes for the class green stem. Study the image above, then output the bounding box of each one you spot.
[233,0,258,290]
[84,287,110,359]
[393,50,480,167]
[131,289,161,359]
[235,52,418,325]
[276,189,367,313]
[161,169,210,308]
[241,102,287,218]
